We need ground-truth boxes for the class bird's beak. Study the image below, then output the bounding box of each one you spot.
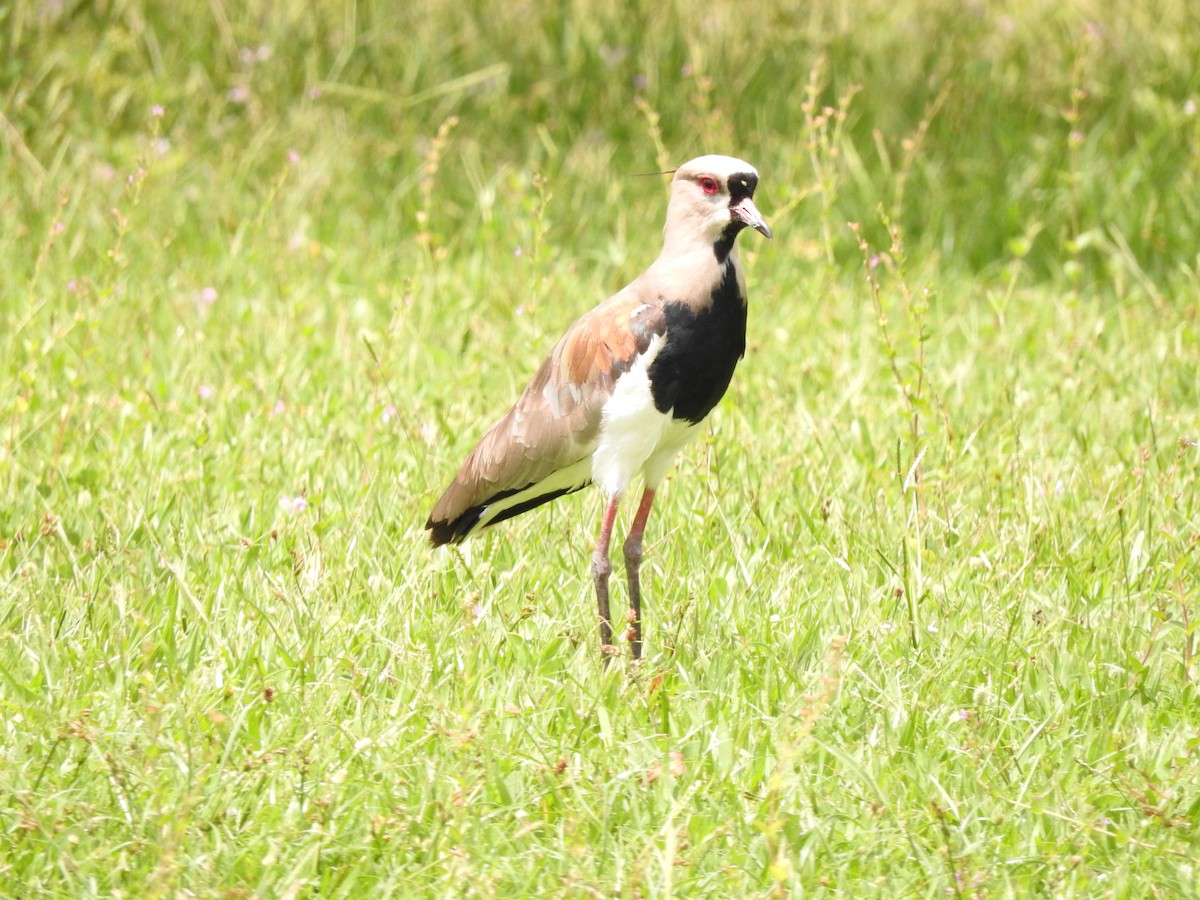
[731,196,772,239]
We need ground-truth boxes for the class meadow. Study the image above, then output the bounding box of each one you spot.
[2,0,1199,896]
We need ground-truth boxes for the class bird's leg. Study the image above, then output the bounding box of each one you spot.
[622,488,656,660]
[592,494,621,656]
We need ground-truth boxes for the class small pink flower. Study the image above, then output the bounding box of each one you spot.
[279,495,307,514]
[272,398,286,416]
[198,286,218,307]
[151,104,164,118]
[381,404,397,424]
[198,384,215,400]
[53,221,65,234]
[287,149,300,166]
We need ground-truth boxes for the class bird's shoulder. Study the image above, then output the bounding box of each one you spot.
[545,281,669,402]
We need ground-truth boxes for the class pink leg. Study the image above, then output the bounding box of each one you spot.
[592,494,621,654]
[622,488,656,659]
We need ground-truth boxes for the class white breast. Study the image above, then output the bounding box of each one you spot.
[591,335,701,497]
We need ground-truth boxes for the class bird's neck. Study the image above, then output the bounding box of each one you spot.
[645,241,744,316]
[653,239,739,283]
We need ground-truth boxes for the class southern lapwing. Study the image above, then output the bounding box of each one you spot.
[426,155,771,658]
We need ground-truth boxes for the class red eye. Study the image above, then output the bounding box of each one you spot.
[698,176,719,195]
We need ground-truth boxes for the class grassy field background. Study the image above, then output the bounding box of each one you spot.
[3,0,1199,895]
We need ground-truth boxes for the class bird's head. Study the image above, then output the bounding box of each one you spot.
[664,155,772,258]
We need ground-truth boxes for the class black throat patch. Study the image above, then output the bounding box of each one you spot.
[714,226,740,264]
[646,261,747,424]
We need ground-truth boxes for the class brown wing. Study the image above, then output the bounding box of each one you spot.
[426,285,667,545]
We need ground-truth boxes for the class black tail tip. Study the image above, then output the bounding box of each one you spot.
[425,518,459,547]
[426,503,488,547]
[424,513,475,549]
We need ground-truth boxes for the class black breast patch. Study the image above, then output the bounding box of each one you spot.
[646,263,747,423]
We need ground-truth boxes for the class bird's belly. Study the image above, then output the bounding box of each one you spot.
[641,417,701,487]
[591,336,700,496]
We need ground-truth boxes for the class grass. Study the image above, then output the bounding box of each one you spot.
[2,0,1199,896]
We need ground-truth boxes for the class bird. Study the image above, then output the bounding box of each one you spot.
[426,154,771,659]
